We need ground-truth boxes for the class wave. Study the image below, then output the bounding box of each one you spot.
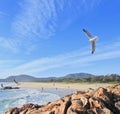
[0,88,60,114]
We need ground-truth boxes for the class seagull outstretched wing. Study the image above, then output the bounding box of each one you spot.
[83,29,93,38]
[91,41,95,54]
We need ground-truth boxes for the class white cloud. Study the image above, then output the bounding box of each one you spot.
[0,41,120,78]
[0,0,101,53]
[12,0,57,39]
[0,59,25,69]
[0,37,19,52]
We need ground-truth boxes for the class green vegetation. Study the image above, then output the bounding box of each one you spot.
[40,74,120,83]
[1,73,120,83]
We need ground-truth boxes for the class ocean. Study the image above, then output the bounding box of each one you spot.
[0,82,74,114]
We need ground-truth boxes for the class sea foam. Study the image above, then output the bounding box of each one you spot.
[0,88,60,114]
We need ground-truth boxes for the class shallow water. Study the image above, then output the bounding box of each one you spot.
[0,83,74,113]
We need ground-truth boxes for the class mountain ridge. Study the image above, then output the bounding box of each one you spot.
[0,72,93,82]
[0,73,120,83]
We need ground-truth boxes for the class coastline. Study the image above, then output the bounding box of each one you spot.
[19,82,115,91]
[5,83,120,114]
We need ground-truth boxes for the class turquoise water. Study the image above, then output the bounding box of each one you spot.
[0,82,74,114]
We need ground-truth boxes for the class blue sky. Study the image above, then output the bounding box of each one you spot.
[0,0,120,78]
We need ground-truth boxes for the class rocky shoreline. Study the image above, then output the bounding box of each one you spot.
[5,83,120,114]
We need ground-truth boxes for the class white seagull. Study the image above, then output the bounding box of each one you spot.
[83,28,98,54]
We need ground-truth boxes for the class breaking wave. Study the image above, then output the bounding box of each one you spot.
[0,88,60,114]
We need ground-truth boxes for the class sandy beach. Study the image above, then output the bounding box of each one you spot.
[19,82,115,91]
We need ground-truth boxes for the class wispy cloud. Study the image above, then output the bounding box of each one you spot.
[12,0,57,39]
[0,41,120,78]
[0,11,8,17]
[0,59,25,69]
[0,0,102,53]
[0,37,19,53]
[82,0,101,10]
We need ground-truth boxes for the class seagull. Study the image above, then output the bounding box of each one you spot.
[83,28,98,54]
[13,79,19,85]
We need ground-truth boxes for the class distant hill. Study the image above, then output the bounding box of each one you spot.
[5,74,38,82]
[0,74,57,82]
[0,74,37,82]
[0,73,93,82]
[0,73,120,83]
[64,72,94,79]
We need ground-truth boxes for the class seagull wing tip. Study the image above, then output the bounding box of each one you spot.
[82,28,86,32]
